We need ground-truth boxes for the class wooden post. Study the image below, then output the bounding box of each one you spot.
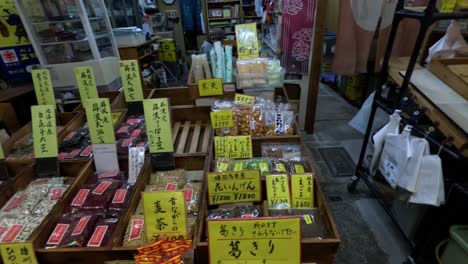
[305,0,327,133]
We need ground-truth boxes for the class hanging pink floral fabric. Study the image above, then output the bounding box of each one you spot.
[281,0,316,75]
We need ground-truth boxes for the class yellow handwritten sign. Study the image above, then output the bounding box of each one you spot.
[291,174,314,209]
[84,98,115,144]
[32,69,56,107]
[198,78,223,97]
[266,174,291,209]
[31,105,58,158]
[74,67,99,101]
[214,136,253,159]
[143,99,174,153]
[120,60,144,102]
[207,170,261,205]
[208,218,301,263]
[111,111,122,126]
[0,242,39,264]
[234,93,255,106]
[142,191,188,242]
[235,23,260,59]
[0,143,4,160]
[210,110,233,129]
[440,0,456,12]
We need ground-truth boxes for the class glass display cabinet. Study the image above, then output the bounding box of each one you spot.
[14,0,121,90]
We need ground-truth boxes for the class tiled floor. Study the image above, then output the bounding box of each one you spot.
[303,84,411,264]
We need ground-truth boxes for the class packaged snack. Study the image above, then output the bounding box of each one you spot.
[87,217,119,247]
[270,159,289,174]
[0,215,46,243]
[207,205,263,220]
[32,184,69,216]
[182,181,202,214]
[250,158,270,176]
[289,161,307,174]
[71,181,121,214]
[122,215,146,247]
[212,99,239,136]
[231,159,249,171]
[149,170,185,187]
[87,171,127,184]
[46,214,100,248]
[116,138,136,156]
[125,116,145,127]
[117,123,139,139]
[108,184,133,216]
[262,144,302,160]
[214,158,232,172]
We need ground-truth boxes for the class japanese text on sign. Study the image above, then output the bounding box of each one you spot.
[235,23,260,60]
[0,242,39,264]
[266,174,291,209]
[143,99,174,153]
[214,136,253,159]
[207,170,261,205]
[120,60,144,102]
[291,174,314,209]
[74,67,98,101]
[84,99,115,144]
[234,93,255,106]
[32,69,55,107]
[31,105,58,159]
[208,218,301,264]
[111,112,122,126]
[198,78,223,97]
[142,191,188,242]
[210,110,234,129]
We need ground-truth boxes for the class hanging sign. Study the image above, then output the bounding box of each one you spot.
[214,135,253,159]
[198,78,223,97]
[208,218,301,264]
[143,98,174,153]
[120,60,144,102]
[266,174,291,209]
[207,170,261,205]
[142,191,188,242]
[74,66,99,101]
[32,69,55,107]
[84,98,115,144]
[210,110,233,129]
[291,174,314,209]
[0,242,39,264]
[31,105,58,158]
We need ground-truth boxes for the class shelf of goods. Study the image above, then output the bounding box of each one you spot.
[0,88,340,263]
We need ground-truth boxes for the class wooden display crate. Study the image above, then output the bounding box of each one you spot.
[33,159,151,264]
[149,87,195,106]
[0,162,34,208]
[194,142,340,263]
[0,159,93,259]
[110,163,209,260]
[108,89,155,110]
[2,112,81,161]
[428,58,468,100]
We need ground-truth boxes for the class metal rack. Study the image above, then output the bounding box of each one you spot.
[348,0,468,262]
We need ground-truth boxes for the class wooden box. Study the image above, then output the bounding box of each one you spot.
[194,142,340,263]
[0,159,93,251]
[2,112,81,161]
[33,159,152,264]
[428,58,468,100]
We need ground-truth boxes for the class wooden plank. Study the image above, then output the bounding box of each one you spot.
[428,58,468,100]
[305,0,327,133]
[176,121,191,154]
[201,124,212,153]
[189,121,202,153]
[172,122,181,144]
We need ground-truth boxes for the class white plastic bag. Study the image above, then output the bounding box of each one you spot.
[426,21,468,63]
[378,125,412,188]
[397,137,429,192]
[409,152,445,206]
[366,110,401,175]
